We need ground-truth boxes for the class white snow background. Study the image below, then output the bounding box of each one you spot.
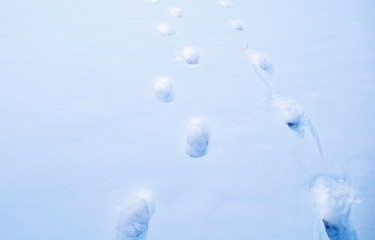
[0,0,374,239]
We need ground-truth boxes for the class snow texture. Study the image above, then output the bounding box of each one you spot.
[219,0,233,8]
[150,0,160,4]
[229,19,245,31]
[185,119,210,158]
[176,46,200,65]
[154,77,174,103]
[312,177,359,240]
[117,192,155,240]
[158,23,176,36]
[169,7,183,18]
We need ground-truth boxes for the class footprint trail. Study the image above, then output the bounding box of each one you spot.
[245,48,324,157]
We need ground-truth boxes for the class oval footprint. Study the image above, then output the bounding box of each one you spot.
[185,118,210,158]
[117,192,155,240]
[154,77,174,103]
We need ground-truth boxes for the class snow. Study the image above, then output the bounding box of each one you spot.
[0,0,374,240]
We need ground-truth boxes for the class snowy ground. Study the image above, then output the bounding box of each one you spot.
[0,0,374,239]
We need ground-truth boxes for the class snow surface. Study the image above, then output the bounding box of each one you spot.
[0,0,374,240]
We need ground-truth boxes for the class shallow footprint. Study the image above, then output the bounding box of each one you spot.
[154,77,174,103]
[117,192,156,240]
[245,50,274,89]
[185,118,210,158]
[175,46,200,65]
[158,23,176,36]
[169,7,183,18]
[229,19,245,31]
[219,0,233,8]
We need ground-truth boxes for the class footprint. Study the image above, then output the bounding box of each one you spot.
[245,50,274,89]
[117,192,155,240]
[229,19,245,31]
[169,7,183,18]
[175,46,200,65]
[154,77,174,103]
[158,23,176,36]
[246,50,274,75]
[219,0,233,8]
[271,95,324,156]
[271,96,305,135]
[185,118,210,158]
[311,176,359,240]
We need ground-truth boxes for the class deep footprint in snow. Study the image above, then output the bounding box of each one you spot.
[158,23,176,36]
[271,96,305,135]
[311,176,359,240]
[271,95,324,156]
[154,77,174,102]
[185,118,210,158]
[175,46,200,65]
[169,7,183,18]
[117,192,155,240]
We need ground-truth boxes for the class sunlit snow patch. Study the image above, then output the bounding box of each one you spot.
[154,77,174,102]
[219,0,232,8]
[229,19,245,31]
[311,176,359,240]
[169,7,183,18]
[175,46,200,65]
[185,119,210,158]
[117,192,156,240]
[158,23,176,36]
